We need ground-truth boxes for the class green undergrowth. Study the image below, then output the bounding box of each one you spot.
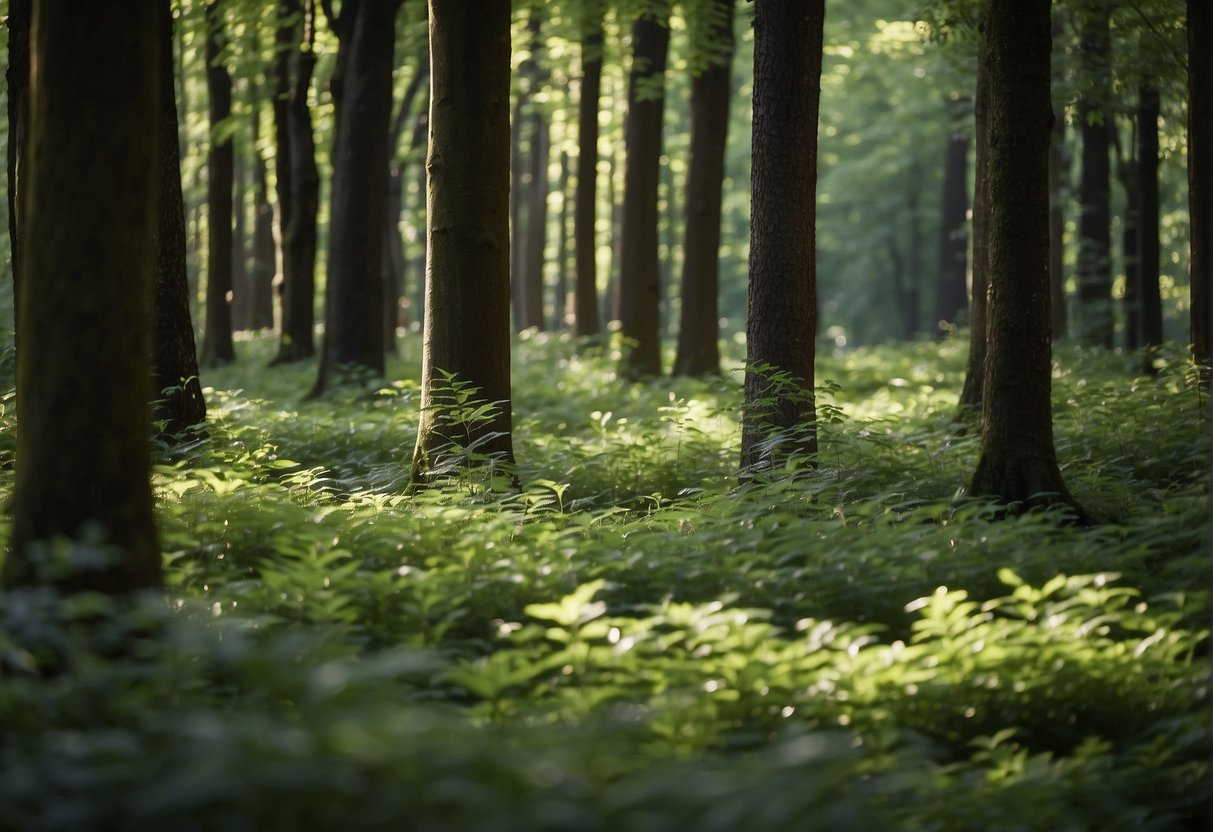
[0,332,1209,830]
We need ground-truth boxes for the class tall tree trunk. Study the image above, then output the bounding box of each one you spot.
[1121,142,1141,351]
[618,8,672,378]
[555,151,571,329]
[741,0,824,472]
[1138,86,1163,367]
[1190,0,1212,374]
[1049,100,1068,341]
[674,0,734,376]
[273,0,320,365]
[509,92,529,331]
[573,8,604,337]
[231,147,250,329]
[958,23,990,415]
[1075,2,1113,349]
[932,96,971,335]
[271,0,297,343]
[153,0,207,441]
[251,100,277,330]
[7,1,162,591]
[311,0,402,395]
[969,0,1085,521]
[411,0,515,483]
[523,114,550,331]
[6,0,30,343]
[201,0,236,366]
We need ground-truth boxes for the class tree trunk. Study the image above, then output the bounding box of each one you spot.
[153,0,208,441]
[523,114,550,331]
[618,8,671,378]
[674,0,734,376]
[969,0,1085,521]
[6,0,30,344]
[1191,0,1212,374]
[271,0,297,343]
[932,97,971,335]
[741,0,824,473]
[412,0,515,483]
[1075,2,1113,349]
[7,1,162,592]
[409,86,429,330]
[272,0,320,365]
[959,41,990,415]
[509,91,528,332]
[201,0,236,366]
[555,151,571,329]
[231,147,249,329]
[311,0,402,394]
[1121,142,1141,351]
[1049,100,1068,341]
[1135,87,1162,368]
[251,100,277,330]
[573,9,604,337]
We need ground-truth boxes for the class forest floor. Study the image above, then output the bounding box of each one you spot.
[1,332,1209,830]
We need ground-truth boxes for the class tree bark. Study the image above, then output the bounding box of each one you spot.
[1138,87,1162,366]
[231,146,249,328]
[272,0,320,365]
[618,8,672,378]
[932,97,971,335]
[153,0,208,441]
[271,0,296,342]
[311,0,402,394]
[523,114,550,331]
[7,0,162,591]
[1187,0,1210,375]
[1048,12,1069,342]
[201,0,236,366]
[251,99,277,330]
[573,8,604,337]
[959,32,990,415]
[411,0,515,483]
[741,0,824,472]
[6,0,30,343]
[674,0,734,377]
[969,0,1085,521]
[1075,2,1113,349]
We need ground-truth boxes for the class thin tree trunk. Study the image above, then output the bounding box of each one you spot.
[154,0,208,441]
[271,0,297,342]
[674,0,734,376]
[1138,86,1163,368]
[412,0,515,483]
[573,9,604,337]
[523,114,550,331]
[1075,2,1113,349]
[969,0,1085,521]
[202,0,236,366]
[741,0,824,472]
[555,151,571,329]
[1121,141,1141,351]
[618,8,671,378]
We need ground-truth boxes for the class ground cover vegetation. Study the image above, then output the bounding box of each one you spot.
[0,333,1208,829]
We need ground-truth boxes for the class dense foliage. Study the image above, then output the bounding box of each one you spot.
[0,334,1207,829]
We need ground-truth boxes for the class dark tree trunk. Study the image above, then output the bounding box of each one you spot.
[251,101,277,330]
[271,0,297,342]
[741,0,824,472]
[959,37,990,415]
[969,0,1085,521]
[1136,87,1163,367]
[674,0,734,376]
[411,0,515,483]
[555,151,571,329]
[1191,0,1212,373]
[273,0,320,365]
[573,9,604,337]
[6,0,30,341]
[7,2,162,592]
[153,0,207,441]
[231,149,249,328]
[618,8,671,378]
[1075,2,1113,349]
[1049,99,1068,341]
[311,0,402,394]
[523,114,550,331]
[932,97,971,335]
[201,0,236,366]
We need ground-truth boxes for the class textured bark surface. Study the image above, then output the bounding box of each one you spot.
[618,10,671,378]
[969,0,1085,520]
[272,0,320,365]
[6,0,30,336]
[1137,88,1162,358]
[271,0,296,338]
[931,98,970,334]
[573,11,604,337]
[201,0,236,366]
[411,0,515,483]
[7,2,162,591]
[153,0,207,440]
[1189,0,1211,372]
[741,0,824,472]
[311,0,401,394]
[1075,3,1113,349]
[958,38,990,415]
[673,0,734,377]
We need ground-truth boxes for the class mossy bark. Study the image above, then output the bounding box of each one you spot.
[411,0,515,484]
[741,0,825,472]
[969,0,1086,522]
[6,2,162,592]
